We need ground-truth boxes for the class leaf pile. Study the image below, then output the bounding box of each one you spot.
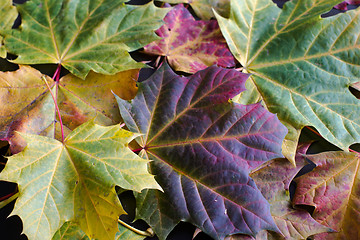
[0,0,359,240]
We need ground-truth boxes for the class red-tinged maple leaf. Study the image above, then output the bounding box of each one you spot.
[224,143,333,239]
[293,151,360,239]
[144,4,236,73]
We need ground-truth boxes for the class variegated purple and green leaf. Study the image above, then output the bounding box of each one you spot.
[115,62,287,239]
[144,4,235,73]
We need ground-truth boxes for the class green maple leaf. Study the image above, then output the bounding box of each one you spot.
[0,120,161,240]
[2,0,168,79]
[216,0,360,164]
[0,0,17,57]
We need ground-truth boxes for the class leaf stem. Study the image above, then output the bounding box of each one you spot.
[118,219,154,237]
[52,64,61,81]
[305,126,322,138]
[131,147,143,153]
[349,148,360,154]
[0,191,18,202]
[41,75,65,142]
[0,192,19,210]
[51,64,62,139]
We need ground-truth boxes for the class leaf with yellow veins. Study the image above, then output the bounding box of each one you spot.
[216,0,360,163]
[1,120,161,240]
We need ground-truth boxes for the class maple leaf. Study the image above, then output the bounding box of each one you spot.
[52,221,145,240]
[0,0,17,58]
[0,65,138,154]
[215,0,360,164]
[116,62,287,240]
[159,0,230,20]
[144,4,235,74]
[3,0,168,79]
[292,151,360,239]
[0,120,161,240]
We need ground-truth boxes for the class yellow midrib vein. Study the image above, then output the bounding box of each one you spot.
[249,44,360,69]
[45,0,61,61]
